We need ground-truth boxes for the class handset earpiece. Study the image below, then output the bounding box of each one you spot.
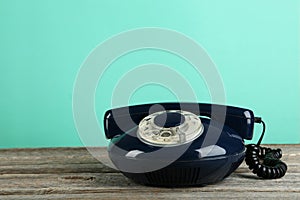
[104,109,148,139]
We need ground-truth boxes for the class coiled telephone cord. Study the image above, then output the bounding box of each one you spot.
[245,117,287,179]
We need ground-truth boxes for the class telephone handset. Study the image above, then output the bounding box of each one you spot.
[104,103,287,186]
[105,103,254,140]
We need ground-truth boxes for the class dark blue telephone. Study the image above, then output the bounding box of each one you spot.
[104,103,287,186]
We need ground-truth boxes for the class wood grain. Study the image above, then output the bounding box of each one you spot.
[0,145,299,199]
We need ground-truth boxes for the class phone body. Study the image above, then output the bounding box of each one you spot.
[104,103,255,186]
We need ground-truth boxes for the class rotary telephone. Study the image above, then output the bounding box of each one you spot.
[104,103,287,186]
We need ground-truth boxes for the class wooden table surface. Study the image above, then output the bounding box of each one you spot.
[0,145,299,199]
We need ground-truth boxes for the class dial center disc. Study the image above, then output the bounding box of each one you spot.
[154,112,185,128]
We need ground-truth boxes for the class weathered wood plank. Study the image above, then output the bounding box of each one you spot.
[0,145,299,199]
[0,163,115,174]
[0,162,298,174]
[0,172,299,195]
[1,191,300,200]
[0,148,102,165]
[0,145,300,170]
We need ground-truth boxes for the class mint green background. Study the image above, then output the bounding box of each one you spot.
[0,0,299,148]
